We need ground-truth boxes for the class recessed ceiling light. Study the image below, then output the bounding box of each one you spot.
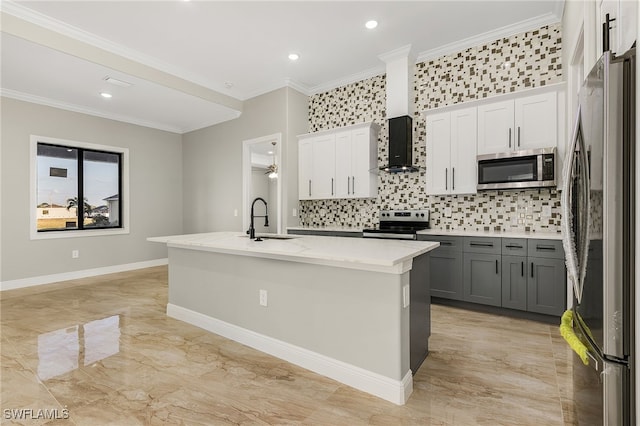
[365,20,378,30]
[288,53,299,61]
[224,82,234,89]
[100,92,113,98]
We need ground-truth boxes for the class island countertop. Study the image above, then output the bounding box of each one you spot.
[148,232,439,274]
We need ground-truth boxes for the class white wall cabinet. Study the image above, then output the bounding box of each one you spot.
[477,91,557,155]
[598,0,638,56]
[425,107,477,195]
[298,122,379,200]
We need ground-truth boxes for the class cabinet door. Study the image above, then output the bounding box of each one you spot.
[311,134,336,199]
[450,107,477,194]
[351,127,376,198]
[502,255,527,311]
[463,253,502,307]
[429,249,464,300]
[298,138,313,200]
[527,257,566,316]
[425,111,451,195]
[617,0,638,54]
[334,130,352,198]
[477,100,514,155]
[514,92,557,151]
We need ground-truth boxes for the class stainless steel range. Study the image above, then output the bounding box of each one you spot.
[362,210,430,240]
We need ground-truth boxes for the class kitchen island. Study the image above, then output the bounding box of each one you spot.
[148,232,439,404]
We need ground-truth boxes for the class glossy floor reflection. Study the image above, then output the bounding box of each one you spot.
[1,266,586,425]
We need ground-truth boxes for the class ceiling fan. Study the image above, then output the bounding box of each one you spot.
[265,141,278,179]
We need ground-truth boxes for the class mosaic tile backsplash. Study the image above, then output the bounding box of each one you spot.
[301,23,564,233]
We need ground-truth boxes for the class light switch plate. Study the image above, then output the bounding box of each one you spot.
[542,206,552,217]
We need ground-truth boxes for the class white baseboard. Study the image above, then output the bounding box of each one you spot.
[0,258,168,291]
[167,303,413,405]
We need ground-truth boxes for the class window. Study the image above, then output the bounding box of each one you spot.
[31,136,129,239]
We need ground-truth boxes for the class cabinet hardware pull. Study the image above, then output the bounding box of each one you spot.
[509,128,512,148]
[470,242,493,247]
[517,126,521,147]
[495,259,498,274]
[452,168,455,190]
[352,176,355,194]
[531,262,534,278]
[440,241,452,246]
[521,261,524,277]
[445,168,448,190]
[331,178,334,196]
[536,245,556,251]
[347,177,351,195]
[505,244,523,249]
[308,180,311,197]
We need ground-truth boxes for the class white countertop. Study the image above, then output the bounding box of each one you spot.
[287,226,363,232]
[148,232,439,274]
[417,229,563,240]
[287,226,562,240]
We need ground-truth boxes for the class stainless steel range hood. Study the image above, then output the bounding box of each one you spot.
[379,45,420,173]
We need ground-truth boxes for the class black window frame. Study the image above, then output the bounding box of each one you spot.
[36,142,124,233]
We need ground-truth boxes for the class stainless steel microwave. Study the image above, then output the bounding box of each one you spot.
[477,147,556,190]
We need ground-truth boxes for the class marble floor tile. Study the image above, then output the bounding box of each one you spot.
[1,266,589,425]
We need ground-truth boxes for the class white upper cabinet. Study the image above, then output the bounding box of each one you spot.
[514,92,558,151]
[298,138,314,200]
[477,100,514,155]
[477,91,557,155]
[450,108,478,194]
[598,0,638,56]
[426,107,477,195]
[312,134,337,199]
[298,122,379,200]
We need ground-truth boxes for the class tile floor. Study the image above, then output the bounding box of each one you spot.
[1,266,594,425]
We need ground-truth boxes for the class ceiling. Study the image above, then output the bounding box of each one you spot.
[1,1,564,134]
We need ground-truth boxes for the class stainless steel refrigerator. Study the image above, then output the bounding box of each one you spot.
[562,48,635,425]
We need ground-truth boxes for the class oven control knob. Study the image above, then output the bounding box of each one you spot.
[421,213,424,217]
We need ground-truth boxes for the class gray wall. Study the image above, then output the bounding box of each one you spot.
[0,97,183,281]
[182,87,308,233]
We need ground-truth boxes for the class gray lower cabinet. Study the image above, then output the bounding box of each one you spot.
[526,239,566,316]
[463,237,502,307]
[528,257,566,316]
[416,235,463,300]
[502,255,527,310]
[420,234,566,316]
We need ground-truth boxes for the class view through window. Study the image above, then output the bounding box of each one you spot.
[36,142,122,232]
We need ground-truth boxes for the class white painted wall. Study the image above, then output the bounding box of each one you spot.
[0,97,183,282]
[182,87,307,233]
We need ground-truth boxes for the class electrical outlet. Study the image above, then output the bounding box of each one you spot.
[444,207,452,218]
[71,250,79,259]
[292,208,297,217]
[259,289,268,307]
[542,206,552,217]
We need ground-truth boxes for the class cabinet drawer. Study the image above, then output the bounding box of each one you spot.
[527,239,564,259]
[417,235,463,252]
[502,238,527,256]
[463,237,501,254]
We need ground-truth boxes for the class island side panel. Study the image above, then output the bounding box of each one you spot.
[167,246,410,381]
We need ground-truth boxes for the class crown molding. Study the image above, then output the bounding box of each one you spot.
[1,88,184,133]
[415,12,562,64]
[307,65,386,96]
[378,44,414,63]
[0,1,235,99]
